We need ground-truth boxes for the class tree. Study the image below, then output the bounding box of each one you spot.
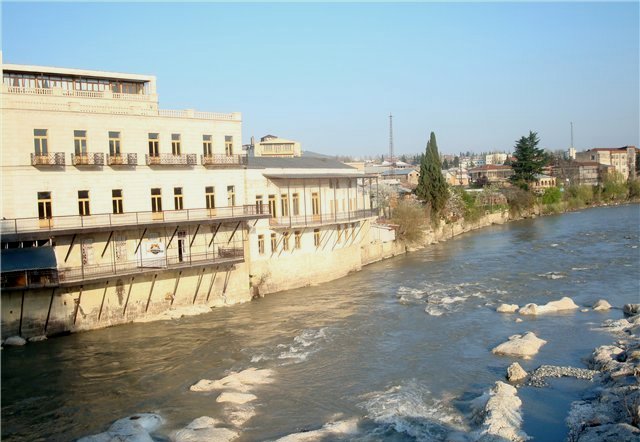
[452,156,460,168]
[510,131,549,187]
[442,158,450,170]
[416,132,448,217]
[400,154,408,163]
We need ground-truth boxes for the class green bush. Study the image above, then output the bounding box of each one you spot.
[628,179,640,199]
[565,185,594,205]
[600,172,628,201]
[541,187,562,205]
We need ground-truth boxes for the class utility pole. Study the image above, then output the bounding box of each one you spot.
[570,122,574,149]
[389,113,394,172]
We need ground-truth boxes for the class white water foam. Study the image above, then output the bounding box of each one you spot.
[277,328,329,364]
[358,380,466,441]
[538,271,567,279]
[398,282,486,316]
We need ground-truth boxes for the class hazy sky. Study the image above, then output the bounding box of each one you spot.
[2,2,638,157]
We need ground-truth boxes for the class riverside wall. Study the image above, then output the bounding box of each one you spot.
[0,209,528,340]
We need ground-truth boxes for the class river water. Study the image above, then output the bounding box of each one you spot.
[2,205,639,442]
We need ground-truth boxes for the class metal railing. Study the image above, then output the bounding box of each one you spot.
[107,153,138,166]
[146,153,197,166]
[57,248,244,284]
[72,153,105,166]
[1,205,268,235]
[31,152,66,166]
[269,209,378,228]
[201,154,247,167]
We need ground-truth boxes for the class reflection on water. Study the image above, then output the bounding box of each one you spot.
[2,205,639,441]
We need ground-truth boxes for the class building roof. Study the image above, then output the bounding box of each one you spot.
[263,172,377,179]
[247,156,355,170]
[2,63,154,83]
[1,247,57,272]
[258,136,297,144]
[586,146,637,152]
[468,165,513,171]
[381,169,418,176]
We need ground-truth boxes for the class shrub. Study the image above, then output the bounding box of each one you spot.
[541,187,562,205]
[565,185,594,206]
[628,179,640,199]
[503,187,536,216]
[391,200,427,243]
[600,172,628,201]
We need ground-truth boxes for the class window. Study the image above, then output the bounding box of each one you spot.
[205,186,215,209]
[171,134,181,155]
[33,129,48,155]
[314,229,320,247]
[270,233,277,253]
[312,192,320,216]
[283,231,290,251]
[74,130,87,156]
[78,190,90,216]
[227,186,236,206]
[109,131,121,156]
[37,192,52,219]
[203,135,212,156]
[174,187,184,210]
[256,195,264,214]
[268,194,276,216]
[225,136,233,156]
[151,188,162,212]
[148,133,159,157]
[258,235,265,254]
[112,189,123,214]
[294,231,301,249]
[280,194,289,217]
[292,193,300,216]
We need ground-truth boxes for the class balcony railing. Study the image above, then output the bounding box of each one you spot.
[3,85,155,102]
[269,209,378,228]
[1,205,268,236]
[201,154,247,167]
[57,248,244,284]
[31,153,65,166]
[72,153,105,166]
[107,153,138,166]
[146,153,197,166]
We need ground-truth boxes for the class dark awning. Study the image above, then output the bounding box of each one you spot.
[1,247,58,272]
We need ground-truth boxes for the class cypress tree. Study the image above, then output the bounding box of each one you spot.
[416,132,448,216]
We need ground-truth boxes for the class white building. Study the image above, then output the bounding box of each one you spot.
[0,60,380,337]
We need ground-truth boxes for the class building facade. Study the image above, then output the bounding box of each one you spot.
[0,61,379,338]
[468,165,513,185]
[574,146,637,180]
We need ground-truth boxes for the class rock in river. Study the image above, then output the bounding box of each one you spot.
[492,332,547,359]
[518,296,579,315]
[592,299,612,311]
[506,362,528,382]
[496,304,519,313]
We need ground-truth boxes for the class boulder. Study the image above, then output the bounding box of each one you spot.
[78,413,163,442]
[3,336,27,346]
[492,332,547,359]
[190,368,274,393]
[592,300,612,311]
[496,304,519,313]
[28,335,48,342]
[173,416,238,442]
[572,423,640,442]
[274,419,359,442]
[623,304,640,316]
[506,362,528,382]
[514,318,523,323]
[216,392,257,404]
[470,381,529,442]
[518,297,579,315]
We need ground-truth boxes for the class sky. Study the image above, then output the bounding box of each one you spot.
[2,2,638,157]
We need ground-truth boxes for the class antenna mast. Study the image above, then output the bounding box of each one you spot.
[570,121,574,149]
[389,113,394,175]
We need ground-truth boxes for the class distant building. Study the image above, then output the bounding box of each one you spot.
[443,169,469,187]
[380,168,419,186]
[574,146,637,180]
[551,161,601,186]
[531,174,557,194]
[252,135,302,158]
[468,165,513,185]
[485,153,508,165]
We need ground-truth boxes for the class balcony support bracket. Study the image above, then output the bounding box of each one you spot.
[101,231,114,258]
[228,221,241,243]
[134,228,148,255]
[209,223,221,247]
[73,286,83,325]
[206,267,218,302]
[167,226,180,249]
[145,274,157,312]
[189,225,201,248]
[170,271,182,306]
[122,277,134,317]
[64,234,77,263]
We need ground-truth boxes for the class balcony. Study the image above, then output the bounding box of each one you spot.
[72,153,105,166]
[57,248,244,285]
[201,154,247,167]
[31,153,65,166]
[107,153,138,166]
[269,209,378,228]
[146,153,197,166]
[1,205,269,237]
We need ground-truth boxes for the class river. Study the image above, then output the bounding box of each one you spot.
[2,204,639,441]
